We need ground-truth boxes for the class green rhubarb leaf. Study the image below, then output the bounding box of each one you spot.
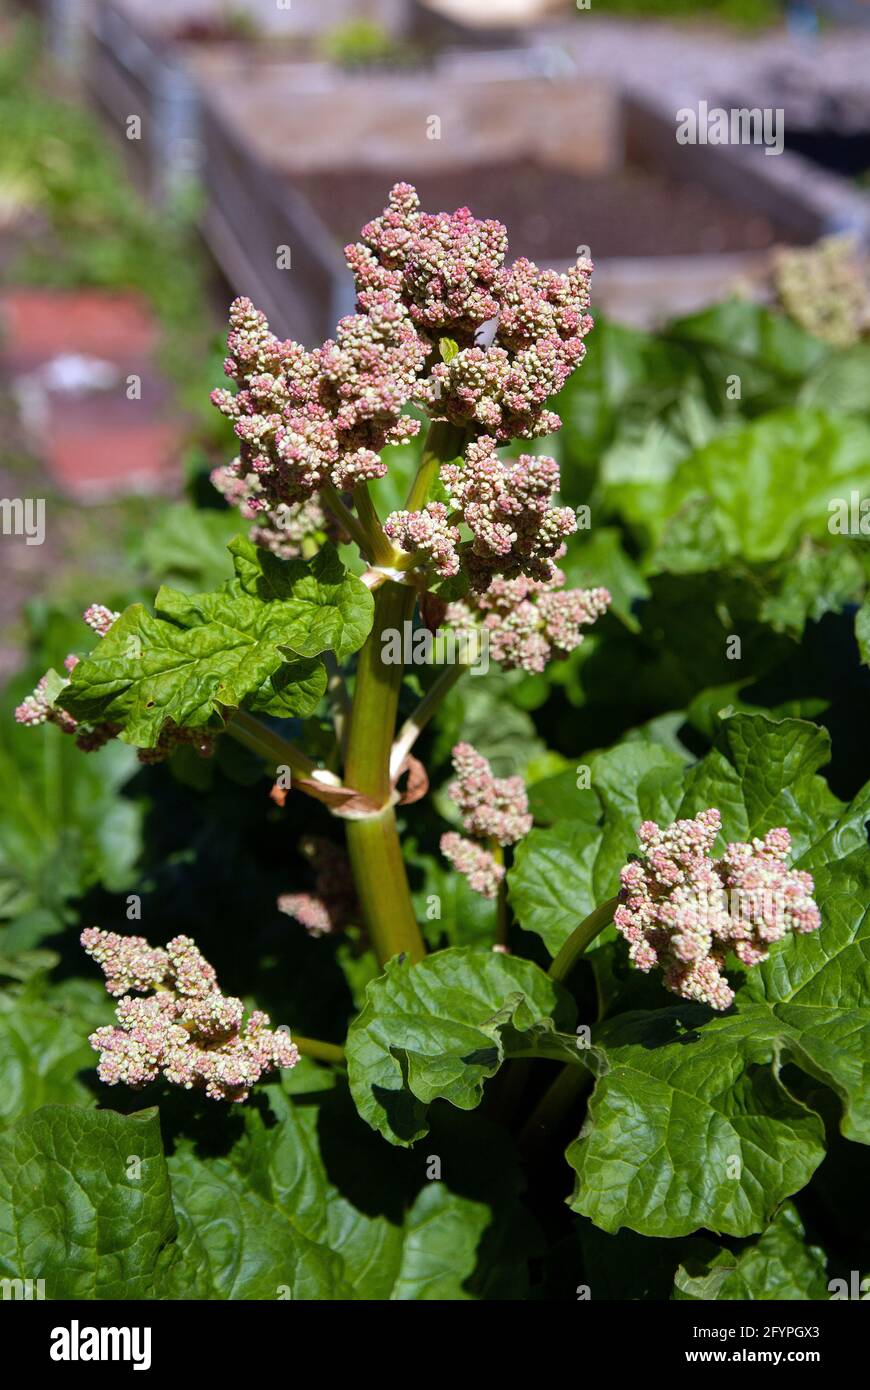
[677,714,870,871]
[60,541,371,746]
[60,599,322,745]
[228,537,373,661]
[740,849,870,1144]
[566,1004,826,1238]
[565,827,870,1238]
[759,544,866,637]
[0,1087,499,1301]
[798,343,870,415]
[0,982,108,1126]
[554,315,692,482]
[662,410,870,565]
[164,1145,353,1299]
[161,1088,490,1300]
[141,505,240,592]
[508,820,603,955]
[606,408,870,568]
[387,1182,490,1300]
[523,713,870,1236]
[346,947,577,1145]
[0,1106,177,1298]
[0,720,143,929]
[666,299,830,394]
[511,712,869,962]
[673,1203,828,1300]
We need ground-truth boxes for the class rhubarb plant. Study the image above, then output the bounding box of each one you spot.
[3,186,870,1302]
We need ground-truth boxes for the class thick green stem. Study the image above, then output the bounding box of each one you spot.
[345,806,425,965]
[345,581,414,804]
[341,423,472,966]
[344,580,425,965]
[293,1035,346,1066]
[405,420,466,511]
[548,895,618,984]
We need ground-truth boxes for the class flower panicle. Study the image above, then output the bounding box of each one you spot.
[440,742,532,899]
[211,182,597,610]
[210,287,426,516]
[445,570,611,674]
[614,809,822,1010]
[81,927,298,1102]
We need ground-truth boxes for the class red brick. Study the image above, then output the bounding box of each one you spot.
[0,289,159,368]
[48,421,184,501]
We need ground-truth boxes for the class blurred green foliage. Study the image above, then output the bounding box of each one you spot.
[578,0,782,27]
[319,18,418,69]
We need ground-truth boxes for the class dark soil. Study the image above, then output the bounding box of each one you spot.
[291,158,793,261]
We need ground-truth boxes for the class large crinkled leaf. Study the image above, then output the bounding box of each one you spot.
[161,1089,490,1300]
[346,948,577,1145]
[508,820,604,955]
[512,713,869,960]
[759,544,866,638]
[673,1203,828,1300]
[566,1004,826,1238]
[229,537,373,662]
[740,850,870,1144]
[163,1146,353,1300]
[677,714,870,871]
[554,315,693,481]
[60,540,371,746]
[798,343,870,415]
[0,1106,176,1298]
[62,599,324,745]
[659,410,870,565]
[0,980,108,1126]
[386,1183,490,1300]
[565,1201,826,1301]
[666,299,830,393]
[141,505,240,592]
[608,409,870,568]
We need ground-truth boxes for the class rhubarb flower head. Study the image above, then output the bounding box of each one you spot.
[614,810,821,1010]
[81,927,298,1102]
[440,742,532,899]
[212,182,597,611]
